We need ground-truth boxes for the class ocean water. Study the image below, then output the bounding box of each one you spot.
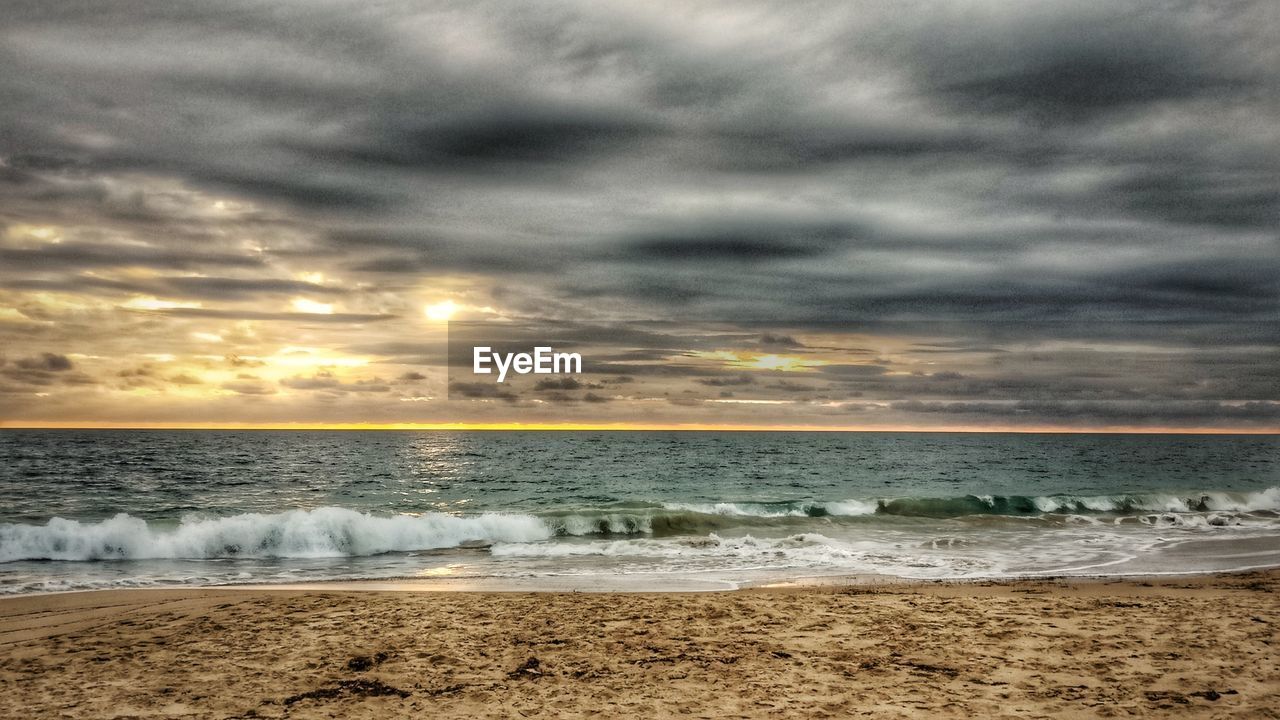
[1,430,1278,594]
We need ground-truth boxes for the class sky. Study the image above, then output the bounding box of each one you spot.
[1,0,1277,430]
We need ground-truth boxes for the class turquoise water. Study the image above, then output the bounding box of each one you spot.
[1,430,1277,593]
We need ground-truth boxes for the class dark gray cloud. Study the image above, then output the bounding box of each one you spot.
[1101,169,1280,229]
[1,352,82,388]
[0,243,264,272]
[616,220,860,263]
[757,334,803,349]
[819,364,890,378]
[15,353,73,372]
[304,104,665,171]
[907,4,1270,122]
[533,377,586,391]
[448,382,519,402]
[696,374,755,387]
[891,399,1280,426]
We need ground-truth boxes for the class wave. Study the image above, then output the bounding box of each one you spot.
[487,532,997,579]
[661,500,879,518]
[0,508,551,562]
[877,487,1280,518]
[490,532,853,559]
[662,488,1280,520]
[1,487,1276,563]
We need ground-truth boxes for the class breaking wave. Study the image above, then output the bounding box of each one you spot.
[0,508,551,562]
[662,488,1280,520]
[875,487,1280,518]
[1,487,1276,562]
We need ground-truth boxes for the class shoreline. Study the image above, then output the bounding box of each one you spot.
[3,570,1276,717]
[3,567,1275,604]
[8,561,1280,599]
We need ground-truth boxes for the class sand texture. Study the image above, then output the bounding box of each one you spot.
[2,572,1278,718]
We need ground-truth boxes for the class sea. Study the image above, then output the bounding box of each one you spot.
[1,430,1278,595]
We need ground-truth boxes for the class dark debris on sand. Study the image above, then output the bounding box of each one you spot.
[346,651,390,672]
[508,656,543,679]
[283,679,410,705]
[1144,689,1238,705]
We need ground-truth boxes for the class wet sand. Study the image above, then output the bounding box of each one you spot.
[2,572,1277,718]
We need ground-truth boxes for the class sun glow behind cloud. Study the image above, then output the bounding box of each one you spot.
[122,296,201,311]
[290,298,334,314]
[424,300,457,321]
[696,351,829,372]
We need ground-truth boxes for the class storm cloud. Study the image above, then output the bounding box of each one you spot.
[0,0,1276,428]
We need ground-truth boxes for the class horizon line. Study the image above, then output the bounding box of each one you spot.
[1,421,1277,435]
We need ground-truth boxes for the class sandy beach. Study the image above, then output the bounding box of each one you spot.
[0,572,1276,718]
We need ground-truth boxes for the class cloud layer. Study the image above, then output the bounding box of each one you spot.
[1,0,1276,427]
